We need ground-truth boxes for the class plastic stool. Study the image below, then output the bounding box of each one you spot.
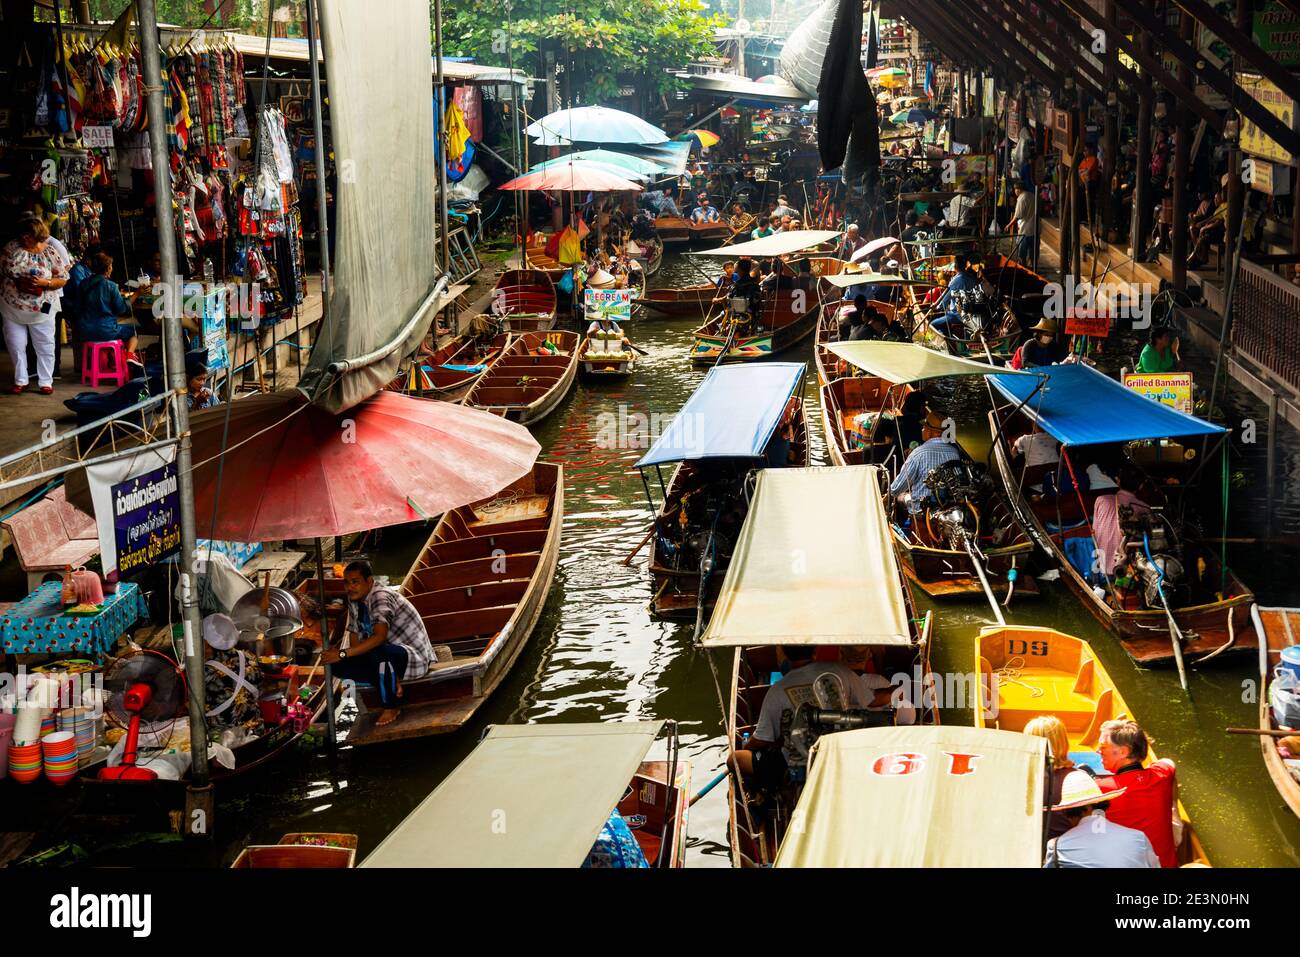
[80,341,128,388]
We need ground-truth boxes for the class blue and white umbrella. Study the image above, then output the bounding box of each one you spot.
[526,106,669,147]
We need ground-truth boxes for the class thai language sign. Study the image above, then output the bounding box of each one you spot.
[1239,74,1294,163]
[111,464,182,573]
[1123,372,1193,415]
[583,288,632,323]
[1253,2,1300,68]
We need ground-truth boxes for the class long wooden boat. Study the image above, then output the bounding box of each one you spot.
[232,833,358,868]
[359,721,688,867]
[813,297,906,386]
[976,624,1211,866]
[578,332,636,378]
[988,381,1257,665]
[635,283,718,319]
[654,215,692,245]
[691,283,821,364]
[688,219,732,245]
[649,404,807,619]
[490,269,558,333]
[462,330,579,426]
[523,241,570,284]
[347,462,563,746]
[387,332,510,403]
[1254,605,1300,818]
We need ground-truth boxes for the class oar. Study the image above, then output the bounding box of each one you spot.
[621,524,656,566]
[689,768,729,806]
[626,341,650,356]
[964,538,1006,627]
[1225,728,1299,738]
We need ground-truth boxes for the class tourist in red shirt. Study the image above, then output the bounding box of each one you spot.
[1097,719,1179,867]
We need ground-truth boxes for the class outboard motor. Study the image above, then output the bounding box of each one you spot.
[1121,507,1187,609]
[922,461,988,549]
[954,287,994,338]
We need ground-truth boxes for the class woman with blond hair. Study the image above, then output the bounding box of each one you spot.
[1024,715,1077,839]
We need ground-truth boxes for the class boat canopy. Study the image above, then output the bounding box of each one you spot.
[990,362,1225,447]
[700,466,912,647]
[821,271,936,288]
[695,229,842,258]
[828,341,1034,383]
[359,721,664,868]
[636,362,804,468]
[774,726,1048,868]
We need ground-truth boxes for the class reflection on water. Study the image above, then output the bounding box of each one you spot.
[75,252,1300,868]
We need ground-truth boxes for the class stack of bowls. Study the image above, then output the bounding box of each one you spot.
[39,713,57,738]
[8,742,42,782]
[58,707,97,763]
[41,731,78,785]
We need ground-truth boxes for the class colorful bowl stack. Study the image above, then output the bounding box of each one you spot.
[41,731,78,785]
[8,742,42,783]
[57,707,98,765]
[39,713,57,738]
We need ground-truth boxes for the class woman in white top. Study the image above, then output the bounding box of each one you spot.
[0,218,68,394]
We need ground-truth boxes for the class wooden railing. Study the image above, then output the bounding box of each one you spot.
[1233,259,1300,393]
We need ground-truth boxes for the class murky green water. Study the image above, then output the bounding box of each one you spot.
[49,252,1300,868]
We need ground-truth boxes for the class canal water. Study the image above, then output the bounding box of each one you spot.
[54,253,1300,868]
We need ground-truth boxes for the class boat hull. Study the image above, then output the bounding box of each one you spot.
[691,301,819,364]
[1257,607,1300,818]
[463,331,580,427]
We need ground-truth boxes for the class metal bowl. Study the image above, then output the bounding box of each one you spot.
[231,585,304,639]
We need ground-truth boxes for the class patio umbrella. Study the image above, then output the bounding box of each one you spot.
[849,235,904,263]
[500,161,644,193]
[676,129,721,148]
[866,66,907,79]
[559,148,670,177]
[186,390,540,542]
[890,108,937,125]
[526,106,668,146]
[528,157,649,182]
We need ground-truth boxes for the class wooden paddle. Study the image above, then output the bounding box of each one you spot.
[621,525,656,565]
[1225,728,1300,738]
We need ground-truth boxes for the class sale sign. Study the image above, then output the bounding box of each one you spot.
[1064,309,1111,338]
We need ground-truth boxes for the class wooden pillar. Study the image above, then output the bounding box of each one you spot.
[1073,86,1086,279]
[1225,0,1250,261]
[1101,0,1119,241]
[1131,14,1154,257]
[1171,9,1195,291]
[1059,106,1072,278]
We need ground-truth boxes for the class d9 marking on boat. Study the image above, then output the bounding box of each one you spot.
[1006,639,1049,656]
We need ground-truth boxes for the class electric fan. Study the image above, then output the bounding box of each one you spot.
[97,651,187,781]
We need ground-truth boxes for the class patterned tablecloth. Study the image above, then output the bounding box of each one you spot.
[0,582,149,656]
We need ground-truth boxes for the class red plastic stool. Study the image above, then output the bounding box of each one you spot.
[80,341,129,388]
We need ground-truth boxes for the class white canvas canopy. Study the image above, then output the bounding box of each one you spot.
[360,722,664,868]
[700,466,913,647]
[694,229,841,258]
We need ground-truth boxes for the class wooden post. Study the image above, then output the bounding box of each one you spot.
[1132,14,1154,258]
[1059,105,1072,278]
[1101,0,1119,241]
[1072,88,1085,280]
[1171,9,1195,291]
[1224,0,1250,263]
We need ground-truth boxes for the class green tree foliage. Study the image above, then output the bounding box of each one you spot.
[445,0,724,101]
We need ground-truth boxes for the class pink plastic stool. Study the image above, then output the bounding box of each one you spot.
[80,341,129,388]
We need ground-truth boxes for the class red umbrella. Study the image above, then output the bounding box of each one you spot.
[188,390,540,542]
[499,160,643,193]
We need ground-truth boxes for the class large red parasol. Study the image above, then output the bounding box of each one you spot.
[499,160,644,193]
[188,390,540,542]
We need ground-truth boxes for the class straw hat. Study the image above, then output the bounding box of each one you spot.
[1052,769,1126,811]
[587,269,616,288]
[1030,317,1059,335]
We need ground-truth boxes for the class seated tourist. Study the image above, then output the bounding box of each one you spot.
[1023,715,1077,840]
[838,224,867,261]
[1097,719,1180,867]
[690,196,720,224]
[931,254,980,337]
[1011,426,1060,487]
[1043,769,1159,868]
[838,294,869,340]
[865,307,908,343]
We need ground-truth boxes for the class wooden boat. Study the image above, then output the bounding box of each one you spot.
[232,833,358,868]
[691,277,821,364]
[636,283,718,319]
[489,269,558,333]
[523,241,570,284]
[654,215,692,245]
[578,331,636,378]
[1253,606,1300,818]
[988,365,1258,666]
[976,625,1211,866]
[360,721,689,867]
[462,330,579,426]
[813,298,906,387]
[688,219,732,245]
[710,466,937,867]
[347,462,563,746]
[387,332,510,402]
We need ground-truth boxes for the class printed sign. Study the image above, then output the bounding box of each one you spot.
[1123,372,1193,415]
[583,288,632,323]
[81,125,114,149]
[953,154,993,193]
[202,287,228,372]
[1239,74,1294,163]
[1064,310,1111,338]
[1253,2,1300,68]
[111,463,182,574]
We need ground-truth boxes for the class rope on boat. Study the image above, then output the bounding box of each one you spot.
[994,655,1043,699]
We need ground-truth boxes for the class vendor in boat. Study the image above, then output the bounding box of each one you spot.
[889,436,962,518]
[837,224,867,261]
[186,354,219,412]
[1043,770,1159,868]
[838,294,869,340]
[729,644,878,788]
[1091,470,1151,579]
[321,560,436,728]
[930,254,982,337]
[1096,719,1180,868]
[1019,318,1069,368]
[865,308,909,343]
[1135,325,1180,373]
[690,196,720,224]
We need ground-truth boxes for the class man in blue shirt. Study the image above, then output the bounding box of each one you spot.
[889,436,961,515]
[1043,769,1159,868]
[931,254,980,338]
[690,196,720,224]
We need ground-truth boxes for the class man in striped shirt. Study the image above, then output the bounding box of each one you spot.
[321,560,434,727]
[889,436,961,515]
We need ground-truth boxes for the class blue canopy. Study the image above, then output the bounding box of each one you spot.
[989,363,1225,447]
[637,363,805,468]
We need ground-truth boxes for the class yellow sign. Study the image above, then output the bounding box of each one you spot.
[1123,372,1193,415]
[1239,74,1294,163]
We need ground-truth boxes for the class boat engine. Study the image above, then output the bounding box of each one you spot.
[954,287,995,338]
[780,672,893,775]
[1121,507,1187,609]
[922,460,986,549]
